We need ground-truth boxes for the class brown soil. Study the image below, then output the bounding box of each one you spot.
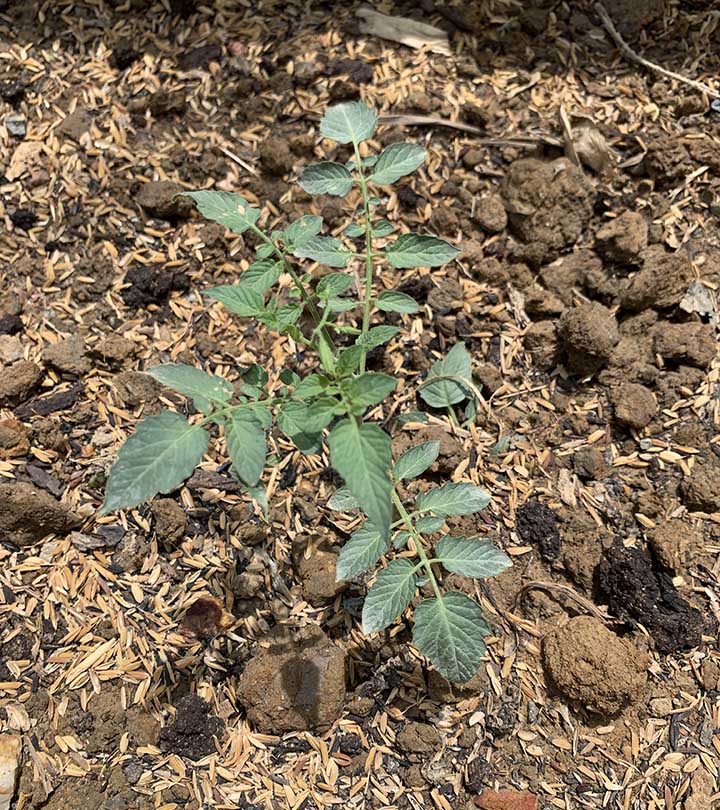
[1,1,719,808]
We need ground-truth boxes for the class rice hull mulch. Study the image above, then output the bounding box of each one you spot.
[1,1,720,809]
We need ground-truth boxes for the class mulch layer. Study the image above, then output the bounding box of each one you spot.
[1,1,720,809]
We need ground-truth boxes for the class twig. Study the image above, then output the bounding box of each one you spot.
[594,2,720,100]
[515,580,611,622]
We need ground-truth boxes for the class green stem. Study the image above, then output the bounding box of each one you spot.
[249,224,335,351]
[353,143,374,373]
[392,489,442,600]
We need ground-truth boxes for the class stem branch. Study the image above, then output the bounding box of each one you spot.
[392,489,442,600]
[353,143,375,372]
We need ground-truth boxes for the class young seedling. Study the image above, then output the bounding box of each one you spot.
[99,101,511,682]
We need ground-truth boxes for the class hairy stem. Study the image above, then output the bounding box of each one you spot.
[249,224,335,350]
[392,489,442,600]
[353,143,374,373]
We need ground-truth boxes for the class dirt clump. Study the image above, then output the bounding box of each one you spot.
[649,519,701,573]
[57,109,92,141]
[473,789,538,810]
[472,193,507,234]
[396,721,441,755]
[619,246,694,311]
[151,498,187,543]
[653,322,716,368]
[113,370,165,410]
[540,250,603,306]
[559,510,607,593]
[501,157,593,266]
[260,138,295,176]
[609,382,657,430]
[122,266,190,308]
[158,694,225,760]
[0,418,29,459]
[680,455,720,512]
[136,180,194,220]
[595,211,647,265]
[542,616,647,715]
[595,542,705,653]
[91,334,136,368]
[557,302,619,375]
[238,625,346,734]
[0,481,81,547]
[292,535,345,603]
[524,321,558,370]
[44,334,90,376]
[427,278,463,313]
[643,135,692,185]
[573,447,608,480]
[0,359,43,406]
[515,501,560,562]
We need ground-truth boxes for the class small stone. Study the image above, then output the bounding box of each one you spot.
[595,211,647,265]
[0,419,29,459]
[558,302,619,375]
[0,360,43,407]
[44,334,90,376]
[5,112,26,138]
[649,696,673,717]
[151,498,187,544]
[136,180,194,220]
[396,721,441,755]
[609,383,657,430]
[0,481,81,547]
[542,616,647,715]
[57,109,93,141]
[472,194,507,234]
[237,625,346,734]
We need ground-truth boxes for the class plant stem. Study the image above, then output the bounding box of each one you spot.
[353,143,375,373]
[392,489,442,601]
[249,224,335,350]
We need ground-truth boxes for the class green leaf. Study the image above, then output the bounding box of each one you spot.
[241,259,283,292]
[283,215,323,247]
[345,223,364,238]
[277,397,339,436]
[393,440,440,480]
[336,522,389,581]
[183,191,261,234]
[373,220,394,237]
[376,290,419,314]
[416,483,491,516]
[328,419,393,538]
[327,487,359,511]
[326,297,356,313]
[435,536,512,579]
[343,373,396,412]
[280,369,301,386]
[415,516,445,534]
[298,162,353,196]
[419,343,474,409]
[225,411,266,487]
[370,142,426,185]
[413,592,489,682]
[292,432,323,454]
[386,233,460,269]
[358,326,400,349]
[394,411,429,425]
[319,101,378,144]
[362,558,417,633]
[205,285,265,317]
[255,243,274,259]
[292,235,352,268]
[100,411,208,514]
[317,273,354,297]
[293,374,331,399]
[336,344,365,376]
[393,530,411,549]
[146,364,233,414]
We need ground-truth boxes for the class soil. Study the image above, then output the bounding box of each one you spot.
[1,1,719,808]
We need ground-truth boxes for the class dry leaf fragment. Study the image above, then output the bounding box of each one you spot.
[356,6,451,56]
[0,733,22,810]
[680,281,718,325]
[6,142,44,181]
[559,108,613,174]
